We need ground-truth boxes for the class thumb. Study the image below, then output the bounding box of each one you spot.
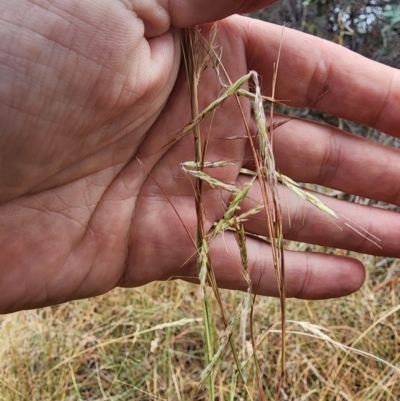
[130,0,277,32]
[167,0,277,27]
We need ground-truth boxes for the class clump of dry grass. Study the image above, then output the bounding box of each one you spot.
[176,24,385,400]
[127,23,393,400]
[0,266,399,400]
[179,25,288,399]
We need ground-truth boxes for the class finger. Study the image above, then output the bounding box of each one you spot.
[233,16,400,137]
[244,115,400,206]
[181,232,365,300]
[237,175,400,258]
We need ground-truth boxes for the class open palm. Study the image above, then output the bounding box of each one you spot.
[1,0,400,313]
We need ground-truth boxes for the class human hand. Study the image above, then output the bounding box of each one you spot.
[1,0,400,313]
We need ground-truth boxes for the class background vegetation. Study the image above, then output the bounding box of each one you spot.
[1,1,399,400]
[253,0,400,67]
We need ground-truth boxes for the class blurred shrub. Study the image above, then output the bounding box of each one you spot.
[252,0,400,67]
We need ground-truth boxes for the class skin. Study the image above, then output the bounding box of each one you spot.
[1,0,400,314]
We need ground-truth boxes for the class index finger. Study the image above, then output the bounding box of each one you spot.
[235,16,400,137]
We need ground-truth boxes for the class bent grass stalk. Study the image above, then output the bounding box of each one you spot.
[177,25,383,399]
[180,25,304,400]
[180,25,287,399]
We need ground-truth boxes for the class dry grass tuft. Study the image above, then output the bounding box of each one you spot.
[0,264,399,400]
